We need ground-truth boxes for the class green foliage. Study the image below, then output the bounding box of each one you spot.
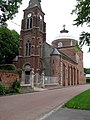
[72,0,90,50]
[0,27,19,64]
[74,43,81,52]
[64,89,90,110]
[86,79,90,83]
[0,83,13,95]
[12,80,20,93]
[0,64,17,71]
[79,31,90,51]
[0,80,20,95]
[72,0,90,26]
[5,87,11,94]
[0,0,22,25]
[0,83,6,95]
[13,88,20,93]
[84,68,90,74]
[12,80,20,89]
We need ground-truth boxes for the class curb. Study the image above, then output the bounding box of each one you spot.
[36,103,64,120]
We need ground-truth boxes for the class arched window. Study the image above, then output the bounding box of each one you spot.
[26,41,31,56]
[39,41,42,57]
[26,43,28,56]
[40,15,43,31]
[58,42,63,47]
[71,40,73,46]
[26,13,33,29]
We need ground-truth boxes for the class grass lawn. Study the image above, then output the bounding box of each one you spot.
[63,89,90,110]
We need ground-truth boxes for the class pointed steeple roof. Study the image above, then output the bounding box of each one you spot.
[51,48,61,56]
[28,0,42,9]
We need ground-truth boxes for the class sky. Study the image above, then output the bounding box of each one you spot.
[7,0,90,68]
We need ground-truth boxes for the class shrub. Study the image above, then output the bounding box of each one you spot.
[0,83,6,95]
[13,88,20,93]
[5,87,11,94]
[0,80,21,96]
[12,80,20,89]
[86,79,90,83]
[12,80,20,93]
[0,64,17,71]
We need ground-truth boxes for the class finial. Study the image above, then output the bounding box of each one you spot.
[63,24,66,30]
[60,25,69,33]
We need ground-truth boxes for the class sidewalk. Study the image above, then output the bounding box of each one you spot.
[40,108,90,120]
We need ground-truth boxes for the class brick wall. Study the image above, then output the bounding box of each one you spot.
[52,39,77,48]
[0,71,20,87]
[77,51,86,84]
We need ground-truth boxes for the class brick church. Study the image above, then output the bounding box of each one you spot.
[14,0,86,86]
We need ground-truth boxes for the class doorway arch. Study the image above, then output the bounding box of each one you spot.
[24,63,32,84]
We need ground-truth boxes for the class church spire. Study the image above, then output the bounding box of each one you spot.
[28,0,42,9]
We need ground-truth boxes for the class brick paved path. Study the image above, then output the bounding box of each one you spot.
[0,84,90,120]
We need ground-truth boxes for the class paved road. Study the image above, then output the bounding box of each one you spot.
[0,84,90,120]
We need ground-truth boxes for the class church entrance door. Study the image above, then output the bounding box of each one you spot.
[25,71,30,84]
[24,64,32,84]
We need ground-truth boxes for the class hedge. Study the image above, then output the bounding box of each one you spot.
[0,64,17,71]
[86,79,90,83]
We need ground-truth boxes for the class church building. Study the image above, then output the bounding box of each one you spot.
[14,0,86,86]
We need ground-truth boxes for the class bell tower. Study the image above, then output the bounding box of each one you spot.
[18,0,46,73]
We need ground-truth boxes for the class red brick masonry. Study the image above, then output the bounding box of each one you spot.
[0,71,19,87]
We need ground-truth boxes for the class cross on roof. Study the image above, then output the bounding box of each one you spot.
[63,24,66,30]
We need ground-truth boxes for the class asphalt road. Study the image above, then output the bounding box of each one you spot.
[0,84,90,120]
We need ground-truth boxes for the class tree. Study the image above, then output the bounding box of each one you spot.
[79,31,90,47]
[84,68,90,74]
[72,0,90,50]
[0,27,19,64]
[0,0,22,25]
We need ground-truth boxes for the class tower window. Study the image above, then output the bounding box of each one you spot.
[26,13,33,29]
[26,41,31,56]
[52,70,54,75]
[27,19,29,29]
[40,15,43,31]
[29,43,31,55]
[30,17,32,28]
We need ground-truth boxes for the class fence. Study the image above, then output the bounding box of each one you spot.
[21,71,59,88]
[44,76,58,85]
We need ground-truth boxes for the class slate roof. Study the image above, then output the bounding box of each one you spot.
[51,48,77,64]
[51,48,61,55]
[28,0,42,9]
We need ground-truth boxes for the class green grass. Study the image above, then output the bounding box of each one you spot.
[64,89,90,110]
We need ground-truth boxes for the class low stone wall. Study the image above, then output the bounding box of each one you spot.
[0,71,20,87]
